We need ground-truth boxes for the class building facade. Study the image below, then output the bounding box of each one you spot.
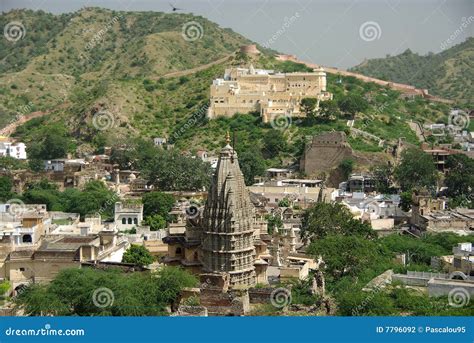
[208,65,332,123]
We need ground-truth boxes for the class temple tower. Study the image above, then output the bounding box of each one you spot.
[200,132,256,288]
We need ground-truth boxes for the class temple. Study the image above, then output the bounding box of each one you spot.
[200,132,257,287]
[163,132,267,289]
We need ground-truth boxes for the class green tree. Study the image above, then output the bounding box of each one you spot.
[399,191,413,212]
[0,176,13,201]
[15,267,198,316]
[142,192,175,218]
[370,163,395,194]
[266,215,283,235]
[444,154,474,208]
[143,214,166,231]
[394,148,437,192]
[278,197,291,207]
[301,202,375,241]
[122,245,154,267]
[238,150,266,185]
[300,97,319,119]
[154,266,198,305]
[338,94,368,117]
[307,234,389,279]
[0,156,26,171]
[144,151,211,191]
[318,99,340,119]
[262,130,287,159]
[339,159,354,180]
[27,123,73,160]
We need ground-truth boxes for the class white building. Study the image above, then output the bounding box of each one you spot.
[114,200,144,231]
[0,140,27,160]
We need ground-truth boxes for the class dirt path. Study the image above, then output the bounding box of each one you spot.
[159,53,235,79]
[0,102,69,137]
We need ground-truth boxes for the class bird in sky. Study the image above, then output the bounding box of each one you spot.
[169,3,183,12]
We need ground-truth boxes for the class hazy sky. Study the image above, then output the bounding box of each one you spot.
[2,0,473,68]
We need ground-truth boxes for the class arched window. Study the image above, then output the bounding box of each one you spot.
[122,218,126,224]
[133,218,138,225]
[128,218,132,224]
[22,234,32,243]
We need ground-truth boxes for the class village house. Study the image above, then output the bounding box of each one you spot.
[0,137,27,160]
[438,242,474,277]
[114,199,144,231]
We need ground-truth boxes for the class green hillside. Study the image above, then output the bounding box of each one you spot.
[0,8,460,172]
[350,38,474,104]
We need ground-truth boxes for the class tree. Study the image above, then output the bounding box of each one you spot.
[238,150,266,185]
[300,97,319,119]
[143,214,166,231]
[154,266,198,305]
[266,215,283,234]
[370,163,395,194]
[278,197,291,207]
[318,99,340,119]
[0,176,13,201]
[399,191,413,212]
[144,151,211,191]
[444,154,474,208]
[22,179,116,218]
[339,159,354,179]
[338,94,368,117]
[122,245,154,267]
[15,267,198,316]
[394,148,437,192]
[27,123,73,160]
[142,192,175,218]
[307,234,389,279]
[301,202,375,241]
[262,130,287,159]
[0,156,26,171]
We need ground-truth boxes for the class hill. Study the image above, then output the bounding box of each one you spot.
[350,38,474,104]
[0,8,462,177]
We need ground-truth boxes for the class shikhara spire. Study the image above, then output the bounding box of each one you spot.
[200,135,256,288]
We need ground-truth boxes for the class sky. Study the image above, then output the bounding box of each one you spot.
[1,0,473,69]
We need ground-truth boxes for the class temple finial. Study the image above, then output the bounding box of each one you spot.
[225,130,231,145]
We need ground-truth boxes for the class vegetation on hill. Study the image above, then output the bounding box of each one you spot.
[350,38,474,104]
[0,8,462,183]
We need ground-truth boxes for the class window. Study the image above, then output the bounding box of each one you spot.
[128,218,132,224]
[22,234,32,243]
[176,247,182,255]
[122,218,126,224]
[133,218,138,225]
[19,267,25,272]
